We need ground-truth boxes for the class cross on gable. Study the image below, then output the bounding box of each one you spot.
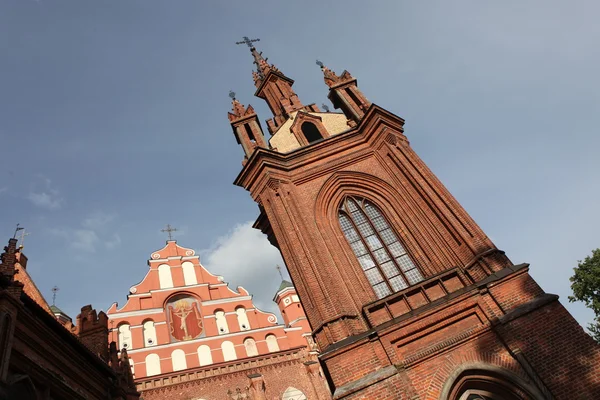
[161,224,178,241]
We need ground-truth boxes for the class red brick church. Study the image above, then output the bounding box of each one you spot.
[3,41,600,400]
[227,42,600,399]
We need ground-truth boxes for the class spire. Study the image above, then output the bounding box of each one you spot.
[250,47,279,86]
[234,38,315,133]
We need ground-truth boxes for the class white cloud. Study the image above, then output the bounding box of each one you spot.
[49,228,100,252]
[48,211,120,253]
[83,211,115,229]
[105,233,122,249]
[201,222,287,315]
[27,177,63,210]
[72,230,100,252]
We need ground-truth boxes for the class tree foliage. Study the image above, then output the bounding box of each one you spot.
[569,248,600,342]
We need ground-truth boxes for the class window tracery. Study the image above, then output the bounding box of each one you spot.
[338,196,423,299]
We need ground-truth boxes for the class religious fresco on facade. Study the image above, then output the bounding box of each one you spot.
[167,296,203,341]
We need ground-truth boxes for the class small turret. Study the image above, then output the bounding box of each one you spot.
[76,305,109,361]
[318,61,371,123]
[273,280,307,329]
[228,92,268,163]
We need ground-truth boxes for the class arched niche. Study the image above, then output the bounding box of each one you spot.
[171,348,187,371]
[158,264,174,289]
[221,340,237,362]
[118,323,132,350]
[182,261,198,285]
[197,344,213,366]
[145,353,161,376]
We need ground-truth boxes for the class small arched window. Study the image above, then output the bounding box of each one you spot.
[197,344,213,366]
[244,337,259,357]
[171,349,187,371]
[158,264,174,289]
[215,310,229,334]
[143,320,157,347]
[301,122,323,143]
[221,341,237,362]
[118,323,133,350]
[265,334,280,352]
[145,353,161,376]
[338,196,423,299]
[236,307,251,331]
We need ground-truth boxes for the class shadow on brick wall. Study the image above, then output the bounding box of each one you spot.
[471,274,600,399]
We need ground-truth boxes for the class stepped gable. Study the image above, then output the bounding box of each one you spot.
[106,240,312,386]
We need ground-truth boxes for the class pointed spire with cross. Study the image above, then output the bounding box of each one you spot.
[276,264,284,281]
[161,224,178,241]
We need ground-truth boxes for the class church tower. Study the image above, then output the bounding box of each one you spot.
[229,43,600,399]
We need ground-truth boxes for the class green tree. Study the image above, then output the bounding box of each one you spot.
[569,248,600,342]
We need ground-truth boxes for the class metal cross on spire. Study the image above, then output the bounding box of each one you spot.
[276,264,284,281]
[13,223,24,239]
[236,36,260,48]
[18,228,30,249]
[51,286,59,306]
[161,224,178,241]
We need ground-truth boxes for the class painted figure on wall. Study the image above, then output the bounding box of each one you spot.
[167,297,203,341]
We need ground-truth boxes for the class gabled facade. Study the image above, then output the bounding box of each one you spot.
[107,241,330,399]
[229,45,600,399]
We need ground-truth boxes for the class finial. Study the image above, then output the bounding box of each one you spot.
[316,60,324,68]
[52,285,59,306]
[276,264,284,281]
[229,90,236,100]
[322,104,330,112]
[161,224,178,241]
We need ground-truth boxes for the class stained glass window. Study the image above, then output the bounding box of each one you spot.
[338,196,423,299]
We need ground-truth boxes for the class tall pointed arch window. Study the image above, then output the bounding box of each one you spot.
[338,196,423,299]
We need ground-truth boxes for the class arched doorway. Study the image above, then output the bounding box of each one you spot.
[440,364,546,400]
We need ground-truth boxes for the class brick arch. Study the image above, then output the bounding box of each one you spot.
[425,353,543,400]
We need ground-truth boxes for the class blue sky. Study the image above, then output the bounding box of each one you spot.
[1,1,599,329]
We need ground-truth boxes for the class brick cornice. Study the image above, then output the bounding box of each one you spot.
[233,104,406,190]
[319,264,529,359]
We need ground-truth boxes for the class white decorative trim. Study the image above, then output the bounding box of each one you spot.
[126,325,285,355]
[288,317,307,326]
[201,296,251,306]
[151,253,160,259]
[107,307,164,319]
